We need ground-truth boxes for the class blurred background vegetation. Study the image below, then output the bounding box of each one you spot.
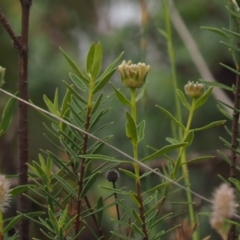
[0,0,236,239]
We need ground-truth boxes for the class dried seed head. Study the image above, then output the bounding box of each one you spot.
[210,184,237,239]
[0,175,11,213]
[118,60,150,88]
[106,170,120,182]
[184,81,205,98]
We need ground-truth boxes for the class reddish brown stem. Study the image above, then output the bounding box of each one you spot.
[0,1,31,239]
[75,107,91,235]
[18,1,31,239]
[229,72,240,240]
[136,182,148,240]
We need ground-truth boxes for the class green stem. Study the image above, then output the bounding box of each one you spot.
[130,87,148,240]
[164,1,197,239]
[164,0,182,140]
[174,99,197,239]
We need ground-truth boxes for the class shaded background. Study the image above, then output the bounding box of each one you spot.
[0,0,236,239]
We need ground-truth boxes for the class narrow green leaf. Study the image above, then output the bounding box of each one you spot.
[199,79,233,91]
[131,208,143,224]
[182,156,215,165]
[48,207,58,233]
[54,174,77,198]
[144,182,168,194]
[183,131,194,146]
[200,26,229,39]
[137,120,145,143]
[100,186,129,195]
[220,63,240,76]
[84,161,92,179]
[89,109,109,130]
[176,89,190,110]
[78,154,126,163]
[86,43,95,75]
[141,143,187,162]
[194,87,213,109]
[125,111,138,144]
[136,81,149,102]
[97,52,124,83]
[43,95,60,116]
[131,223,144,236]
[69,73,88,92]
[111,83,131,106]
[223,27,240,38]
[221,40,240,53]
[61,88,72,117]
[228,178,240,191]
[93,68,116,94]
[91,93,103,115]
[0,94,17,137]
[119,168,136,180]
[53,88,59,110]
[156,105,185,129]
[129,192,140,207]
[92,41,102,78]
[96,196,104,227]
[192,120,226,132]
[10,185,33,197]
[60,47,89,84]
[217,104,232,120]
[63,80,87,104]
[3,215,22,234]
[81,171,99,197]
[110,231,136,240]
[58,206,69,227]
[158,29,168,40]
[166,137,179,145]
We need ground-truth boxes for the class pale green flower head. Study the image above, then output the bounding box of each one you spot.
[184,81,205,98]
[0,67,6,87]
[118,60,150,88]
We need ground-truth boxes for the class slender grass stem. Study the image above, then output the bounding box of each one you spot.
[163,1,198,239]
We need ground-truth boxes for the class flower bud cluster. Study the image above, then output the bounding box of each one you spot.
[184,81,205,98]
[118,60,150,88]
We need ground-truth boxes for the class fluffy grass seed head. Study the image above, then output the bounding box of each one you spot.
[184,81,205,98]
[0,175,11,213]
[118,60,150,88]
[210,183,237,239]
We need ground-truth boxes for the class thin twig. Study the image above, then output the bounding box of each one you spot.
[229,72,240,239]
[0,8,22,50]
[18,0,31,239]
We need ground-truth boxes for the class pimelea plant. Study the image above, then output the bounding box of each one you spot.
[0,0,240,240]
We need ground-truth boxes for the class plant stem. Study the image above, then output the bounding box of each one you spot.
[180,101,197,239]
[163,1,197,239]
[229,72,240,240]
[75,76,94,235]
[130,88,148,240]
[164,0,182,140]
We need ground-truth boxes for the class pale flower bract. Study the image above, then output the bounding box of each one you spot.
[0,175,11,213]
[118,60,150,88]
